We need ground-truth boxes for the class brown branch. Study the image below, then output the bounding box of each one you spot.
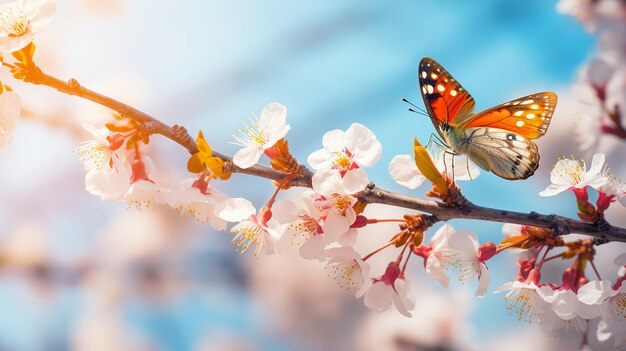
[22,69,626,243]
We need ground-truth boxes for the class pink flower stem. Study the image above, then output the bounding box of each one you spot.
[265,173,298,208]
[395,241,411,265]
[540,252,565,265]
[366,219,406,224]
[589,259,602,281]
[536,245,550,268]
[400,244,413,275]
[363,241,394,262]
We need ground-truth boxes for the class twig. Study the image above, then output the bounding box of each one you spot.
[23,69,626,243]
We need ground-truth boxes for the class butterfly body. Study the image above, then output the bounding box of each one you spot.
[417,57,557,180]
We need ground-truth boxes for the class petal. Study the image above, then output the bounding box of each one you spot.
[232,146,262,169]
[430,224,456,249]
[552,290,580,320]
[24,0,56,32]
[538,184,570,197]
[341,168,369,193]
[618,194,626,207]
[299,235,326,260]
[614,252,626,267]
[321,213,350,242]
[425,256,449,288]
[352,139,382,167]
[0,31,35,53]
[392,281,415,317]
[451,156,481,181]
[321,129,345,152]
[338,228,357,247]
[307,148,333,170]
[271,200,299,223]
[312,169,342,195]
[214,198,255,222]
[502,223,522,238]
[447,230,479,253]
[259,102,287,127]
[579,174,608,190]
[475,264,490,297]
[264,124,291,148]
[344,124,381,164]
[588,153,606,175]
[578,280,612,305]
[578,301,600,320]
[388,155,426,189]
[363,282,393,312]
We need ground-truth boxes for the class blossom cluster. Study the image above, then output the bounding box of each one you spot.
[559,0,626,153]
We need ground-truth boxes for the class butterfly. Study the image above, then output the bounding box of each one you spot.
[416,57,557,180]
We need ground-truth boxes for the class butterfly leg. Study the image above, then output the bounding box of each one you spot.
[441,148,458,183]
[425,133,447,150]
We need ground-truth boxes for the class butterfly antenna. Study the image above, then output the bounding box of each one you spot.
[401,98,429,116]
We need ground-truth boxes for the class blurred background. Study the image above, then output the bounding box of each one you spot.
[0,0,624,350]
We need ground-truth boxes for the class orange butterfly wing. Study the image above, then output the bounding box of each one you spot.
[460,92,557,140]
[418,57,475,127]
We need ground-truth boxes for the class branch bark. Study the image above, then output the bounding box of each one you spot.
[24,69,626,243]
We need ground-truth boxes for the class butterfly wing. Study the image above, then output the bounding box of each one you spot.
[459,92,557,140]
[418,58,476,134]
[464,127,540,180]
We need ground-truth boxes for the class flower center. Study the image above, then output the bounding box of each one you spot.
[330,194,351,213]
[289,215,322,247]
[327,259,363,291]
[609,293,626,320]
[552,157,586,185]
[75,141,108,170]
[1,6,29,37]
[234,118,268,147]
[229,219,266,257]
[504,287,541,321]
[448,252,479,283]
[332,149,357,175]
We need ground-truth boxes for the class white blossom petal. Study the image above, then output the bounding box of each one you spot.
[388,155,426,189]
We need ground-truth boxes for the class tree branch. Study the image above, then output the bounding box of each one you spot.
[24,69,626,243]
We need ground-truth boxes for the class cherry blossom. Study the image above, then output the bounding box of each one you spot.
[362,262,415,317]
[275,191,360,260]
[494,269,552,322]
[325,246,370,296]
[578,278,626,347]
[85,162,132,202]
[0,90,21,152]
[215,198,281,257]
[124,156,163,208]
[389,150,479,189]
[413,223,456,288]
[597,166,626,209]
[232,102,290,169]
[414,224,494,297]
[308,123,382,195]
[538,153,607,199]
[165,176,229,230]
[0,0,56,52]
[75,124,125,171]
[535,279,603,338]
